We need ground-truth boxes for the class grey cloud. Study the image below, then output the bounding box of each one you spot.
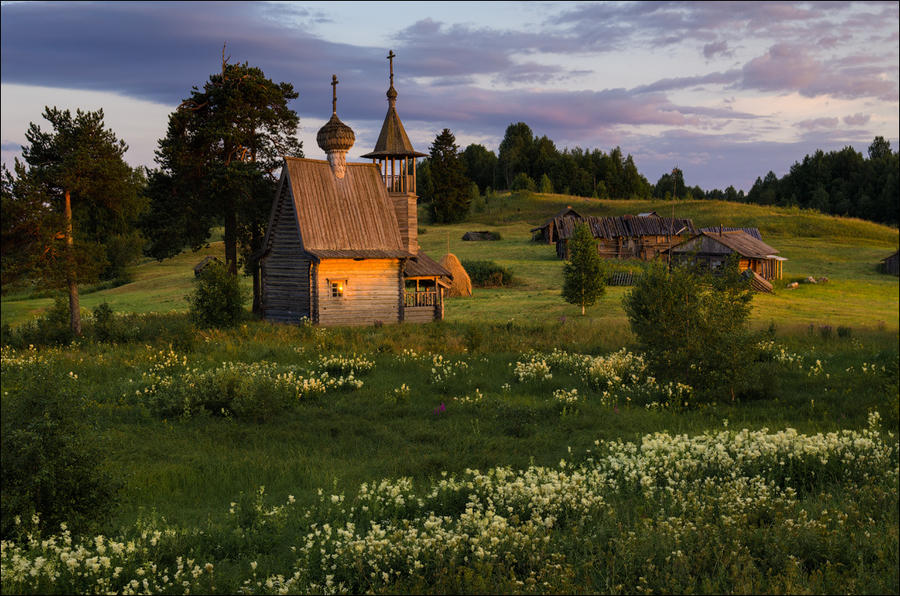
[842,113,871,126]
[703,40,732,59]
[631,70,742,94]
[1,141,22,152]
[0,1,391,114]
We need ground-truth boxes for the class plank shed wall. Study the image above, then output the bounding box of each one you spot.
[316,259,401,326]
[405,307,435,324]
[261,185,311,324]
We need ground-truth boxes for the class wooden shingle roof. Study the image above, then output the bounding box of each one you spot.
[700,226,762,240]
[669,230,779,259]
[280,156,410,259]
[555,215,696,240]
[530,206,583,232]
[404,250,452,278]
[359,103,426,159]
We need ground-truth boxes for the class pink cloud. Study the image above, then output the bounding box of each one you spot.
[795,117,839,130]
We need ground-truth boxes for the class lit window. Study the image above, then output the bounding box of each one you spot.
[331,280,346,298]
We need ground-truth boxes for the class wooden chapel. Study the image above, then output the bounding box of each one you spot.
[258,52,450,326]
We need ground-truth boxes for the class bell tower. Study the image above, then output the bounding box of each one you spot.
[361,50,426,254]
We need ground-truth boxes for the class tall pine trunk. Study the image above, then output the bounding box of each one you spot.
[64,189,82,336]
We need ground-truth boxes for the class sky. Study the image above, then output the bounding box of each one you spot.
[1,1,898,192]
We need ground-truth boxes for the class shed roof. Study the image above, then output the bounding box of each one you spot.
[279,156,411,259]
[555,215,696,240]
[669,230,779,259]
[530,206,582,232]
[405,250,452,278]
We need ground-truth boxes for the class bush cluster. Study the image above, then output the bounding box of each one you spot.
[1,365,119,539]
[187,261,245,328]
[1,302,195,349]
[461,260,517,287]
[623,256,756,401]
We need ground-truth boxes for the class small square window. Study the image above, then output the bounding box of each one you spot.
[331,280,346,298]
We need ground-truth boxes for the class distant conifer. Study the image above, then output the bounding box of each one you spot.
[562,222,606,315]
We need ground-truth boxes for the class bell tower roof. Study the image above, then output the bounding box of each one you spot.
[361,50,426,159]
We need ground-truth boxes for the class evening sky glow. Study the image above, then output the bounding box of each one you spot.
[1,1,898,191]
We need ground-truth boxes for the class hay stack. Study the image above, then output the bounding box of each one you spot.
[439,253,472,297]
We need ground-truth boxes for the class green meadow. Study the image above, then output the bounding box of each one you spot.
[1,193,898,594]
[3,193,897,330]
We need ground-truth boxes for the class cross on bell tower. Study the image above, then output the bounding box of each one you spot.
[387,50,395,88]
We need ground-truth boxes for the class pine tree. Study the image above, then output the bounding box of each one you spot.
[10,107,143,335]
[562,222,606,315]
[428,129,471,223]
[143,47,302,312]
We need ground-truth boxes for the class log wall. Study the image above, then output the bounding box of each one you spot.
[316,259,402,326]
[261,185,311,324]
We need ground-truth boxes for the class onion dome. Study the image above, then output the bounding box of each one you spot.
[316,112,356,154]
[317,75,355,179]
[316,74,355,154]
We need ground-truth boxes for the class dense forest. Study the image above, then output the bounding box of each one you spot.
[418,122,898,226]
[744,137,898,225]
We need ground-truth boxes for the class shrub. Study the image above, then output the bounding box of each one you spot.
[1,366,118,538]
[470,182,486,213]
[91,302,114,341]
[187,261,246,328]
[539,173,553,194]
[2,296,73,347]
[510,172,536,192]
[623,255,756,401]
[461,260,516,287]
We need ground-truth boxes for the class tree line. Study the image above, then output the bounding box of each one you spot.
[418,122,656,208]
[418,122,898,227]
[743,137,898,225]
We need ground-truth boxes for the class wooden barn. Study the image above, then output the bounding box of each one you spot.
[665,229,786,281]
[880,250,899,276]
[555,214,697,260]
[530,206,582,243]
[258,54,450,326]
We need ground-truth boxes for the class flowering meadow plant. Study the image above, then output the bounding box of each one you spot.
[2,415,896,595]
[2,330,897,594]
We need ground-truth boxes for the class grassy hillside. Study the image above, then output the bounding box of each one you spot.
[2,192,898,595]
[2,192,898,331]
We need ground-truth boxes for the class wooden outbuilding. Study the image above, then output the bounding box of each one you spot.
[530,206,582,243]
[258,53,449,326]
[193,256,222,277]
[555,215,696,260]
[665,230,786,281]
[880,250,899,276]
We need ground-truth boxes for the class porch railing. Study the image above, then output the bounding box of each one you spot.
[404,290,437,307]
